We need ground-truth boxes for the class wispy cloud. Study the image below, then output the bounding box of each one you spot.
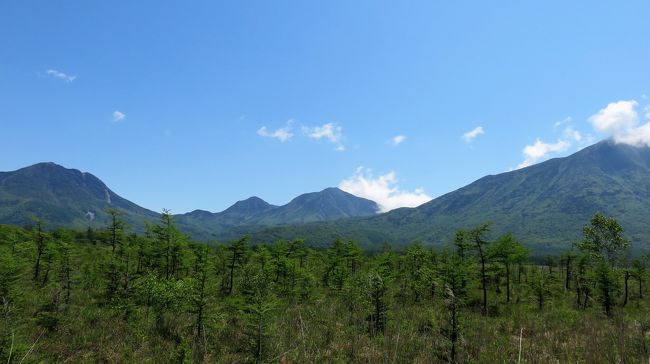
[562,126,582,142]
[391,135,407,146]
[516,123,582,169]
[302,122,345,151]
[462,126,485,143]
[112,110,126,122]
[553,116,573,129]
[257,120,294,142]
[339,167,431,212]
[45,69,76,83]
[517,139,570,169]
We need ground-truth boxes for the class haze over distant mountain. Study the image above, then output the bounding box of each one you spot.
[0,162,379,234]
[241,140,650,254]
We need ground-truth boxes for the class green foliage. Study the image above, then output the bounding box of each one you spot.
[578,213,630,266]
[0,216,649,363]
[594,260,618,316]
[239,264,277,362]
[577,213,630,316]
[489,233,528,303]
[528,267,554,310]
[239,141,650,255]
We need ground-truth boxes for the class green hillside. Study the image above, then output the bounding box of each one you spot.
[0,164,379,238]
[175,188,379,239]
[239,140,650,254]
[0,163,158,229]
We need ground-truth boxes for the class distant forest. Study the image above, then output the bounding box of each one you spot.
[1,210,649,363]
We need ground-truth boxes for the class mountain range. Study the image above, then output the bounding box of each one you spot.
[230,140,650,254]
[175,188,379,238]
[2,139,650,254]
[0,162,379,235]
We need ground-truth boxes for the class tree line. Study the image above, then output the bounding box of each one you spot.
[0,210,649,363]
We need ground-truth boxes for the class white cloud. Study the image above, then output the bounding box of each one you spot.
[517,139,571,169]
[45,69,76,83]
[563,126,582,142]
[462,126,484,143]
[391,135,407,146]
[554,116,572,129]
[302,122,345,151]
[614,123,650,147]
[515,99,650,170]
[339,167,431,212]
[589,100,638,134]
[584,99,650,147]
[112,110,126,122]
[257,120,294,142]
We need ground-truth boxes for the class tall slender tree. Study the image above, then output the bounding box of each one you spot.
[488,233,528,303]
[466,223,491,315]
[32,218,47,281]
[224,236,248,295]
[367,271,388,336]
[105,208,125,255]
[631,256,647,302]
[439,247,471,363]
[152,210,187,280]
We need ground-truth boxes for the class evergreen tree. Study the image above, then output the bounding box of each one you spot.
[561,251,577,291]
[366,271,388,336]
[577,213,629,316]
[404,241,435,302]
[0,246,21,362]
[466,223,492,315]
[323,238,354,290]
[105,208,125,255]
[31,218,48,281]
[631,256,647,302]
[151,210,188,280]
[439,247,471,363]
[488,233,528,303]
[190,244,210,341]
[57,238,73,306]
[529,267,553,310]
[224,236,248,294]
[239,264,275,363]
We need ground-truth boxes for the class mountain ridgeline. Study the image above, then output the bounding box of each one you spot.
[175,187,380,238]
[0,162,379,235]
[0,162,158,228]
[242,140,650,253]
[2,139,650,253]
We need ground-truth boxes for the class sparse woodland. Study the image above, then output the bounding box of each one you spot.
[1,211,649,363]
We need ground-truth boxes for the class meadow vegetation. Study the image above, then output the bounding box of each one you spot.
[0,210,649,363]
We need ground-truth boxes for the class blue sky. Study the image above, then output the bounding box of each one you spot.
[2,1,650,213]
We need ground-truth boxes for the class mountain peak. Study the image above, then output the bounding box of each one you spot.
[318,187,348,196]
[273,187,379,223]
[21,162,71,173]
[0,162,157,228]
[223,196,276,215]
